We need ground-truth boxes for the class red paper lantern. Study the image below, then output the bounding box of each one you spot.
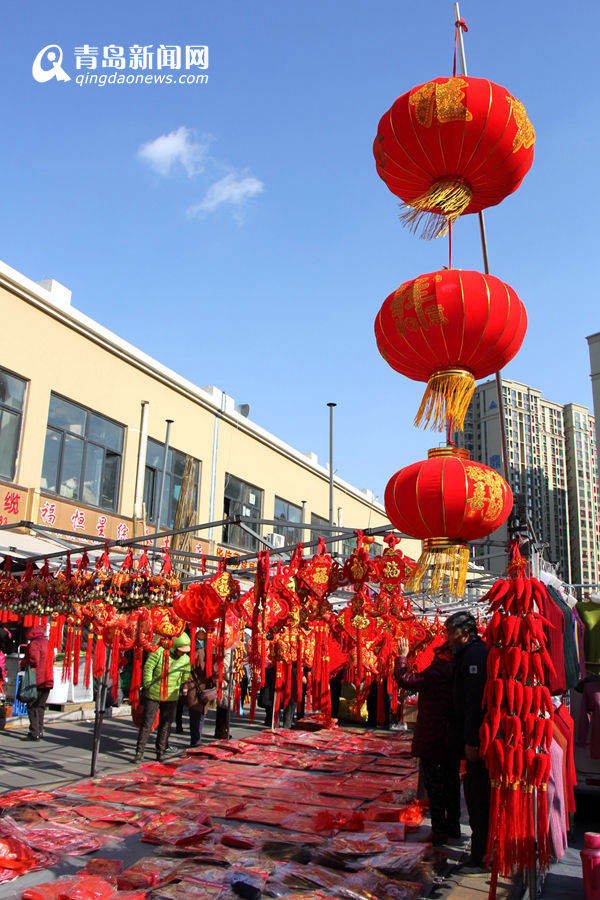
[375,268,527,430]
[385,447,512,595]
[374,76,535,238]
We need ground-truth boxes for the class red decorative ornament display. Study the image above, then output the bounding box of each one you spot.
[479,540,553,876]
[374,76,535,238]
[375,268,527,430]
[385,446,512,595]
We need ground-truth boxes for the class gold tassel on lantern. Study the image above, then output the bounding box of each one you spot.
[415,367,476,431]
[405,538,470,597]
[399,180,473,240]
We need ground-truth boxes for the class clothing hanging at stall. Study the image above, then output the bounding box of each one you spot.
[547,737,568,859]
[576,600,600,674]
[576,679,600,760]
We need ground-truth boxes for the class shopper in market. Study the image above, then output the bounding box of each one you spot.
[20,624,54,741]
[394,636,461,845]
[134,633,191,763]
[444,610,490,871]
[181,644,216,748]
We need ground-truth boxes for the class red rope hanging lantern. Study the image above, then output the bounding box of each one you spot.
[375,268,527,430]
[374,76,535,238]
[384,446,512,595]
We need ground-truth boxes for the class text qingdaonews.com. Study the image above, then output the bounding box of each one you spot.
[75,72,208,86]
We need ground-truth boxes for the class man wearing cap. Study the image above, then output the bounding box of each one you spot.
[134,633,191,763]
[445,611,490,871]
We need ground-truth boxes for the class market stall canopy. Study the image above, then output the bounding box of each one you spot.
[0,529,99,568]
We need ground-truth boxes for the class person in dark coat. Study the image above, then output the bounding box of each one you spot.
[445,610,490,870]
[395,636,461,844]
[20,625,54,741]
[181,646,214,748]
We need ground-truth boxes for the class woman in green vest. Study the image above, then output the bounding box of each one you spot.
[134,633,191,763]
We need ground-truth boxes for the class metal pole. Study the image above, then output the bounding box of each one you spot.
[153,419,173,571]
[226,646,234,738]
[90,646,112,777]
[301,500,307,545]
[453,3,468,76]
[327,403,336,527]
[453,2,510,485]
[133,401,149,532]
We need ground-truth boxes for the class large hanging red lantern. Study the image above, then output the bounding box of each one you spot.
[374,76,535,238]
[385,447,513,595]
[375,268,527,430]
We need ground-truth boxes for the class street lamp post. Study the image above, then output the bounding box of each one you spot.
[327,403,336,528]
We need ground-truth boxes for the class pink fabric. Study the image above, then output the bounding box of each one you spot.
[577,682,600,759]
[547,738,568,859]
[554,704,577,812]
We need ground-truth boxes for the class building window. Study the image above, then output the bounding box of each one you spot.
[41,394,124,510]
[0,368,26,481]
[311,512,329,533]
[143,438,200,528]
[222,474,262,551]
[274,496,303,546]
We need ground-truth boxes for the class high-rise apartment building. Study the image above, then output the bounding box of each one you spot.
[457,378,599,594]
[563,403,600,590]
[588,332,600,468]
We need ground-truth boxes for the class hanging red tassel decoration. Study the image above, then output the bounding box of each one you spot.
[61,623,74,683]
[535,753,552,872]
[273,660,283,726]
[129,647,143,710]
[93,634,106,681]
[72,626,82,685]
[189,626,196,666]
[282,660,292,712]
[249,669,259,724]
[205,633,213,679]
[84,631,94,688]
[109,628,121,701]
[159,645,170,701]
[45,615,63,685]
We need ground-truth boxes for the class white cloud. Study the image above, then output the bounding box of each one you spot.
[188,172,264,219]
[137,126,210,177]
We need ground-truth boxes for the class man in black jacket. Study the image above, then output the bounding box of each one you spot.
[445,611,490,870]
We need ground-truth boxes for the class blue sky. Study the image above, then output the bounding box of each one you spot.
[2,0,598,503]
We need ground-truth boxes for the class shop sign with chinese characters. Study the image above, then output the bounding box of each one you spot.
[215,546,257,573]
[0,483,28,526]
[38,497,136,543]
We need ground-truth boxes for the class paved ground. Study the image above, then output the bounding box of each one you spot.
[0,706,264,789]
[0,708,591,899]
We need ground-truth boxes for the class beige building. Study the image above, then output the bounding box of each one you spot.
[0,258,415,571]
[458,378,599,593]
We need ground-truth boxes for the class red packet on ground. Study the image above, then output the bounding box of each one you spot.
[141,818,213,845]
[117,856,178,891]
[18,823,105,856]
[22,877,78,899]
[227,803,297,826]
[178,796,246,818]
[0,790,57,809]
[60,875,116,899]
[83,858,124,877]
